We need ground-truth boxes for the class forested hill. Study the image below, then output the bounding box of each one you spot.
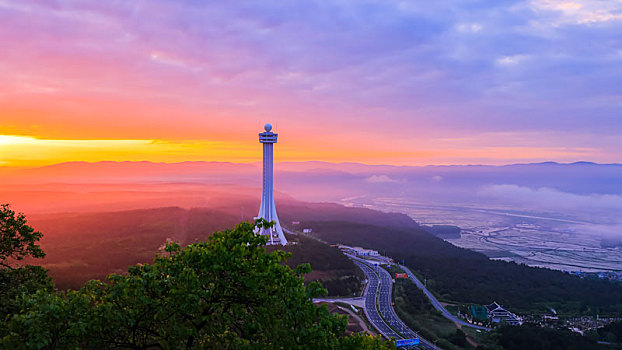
[25,198,412,291]
[24,193,622,316]
[278,201,418,229]
[304,221,622,316]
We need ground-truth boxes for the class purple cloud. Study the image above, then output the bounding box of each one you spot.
[0,0,620,163]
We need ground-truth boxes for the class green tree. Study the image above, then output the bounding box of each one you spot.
[0,203,45,267]
[597,320,622,343]
[0,204,52,324]
[3,220,392,349]
[447,329,467,347]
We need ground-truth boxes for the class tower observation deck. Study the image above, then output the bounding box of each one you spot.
[256,123,287,245]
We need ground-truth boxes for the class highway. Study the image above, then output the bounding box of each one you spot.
[375,261,419,339]
[353,260,400,339]
[283,226,487,343]
[398,265,491,332]
[349,255,441,349]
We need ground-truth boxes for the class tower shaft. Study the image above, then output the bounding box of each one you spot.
[256,124,287,245]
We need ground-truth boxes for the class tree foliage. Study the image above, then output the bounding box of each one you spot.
[277,234,364,297]
[597,320,622,343]
[0,265,52,319]
[0,204,52,323]
[2,220,391,349]
[0,203,45,268]
[491,323,602,350]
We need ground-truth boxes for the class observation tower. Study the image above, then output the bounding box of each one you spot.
[256,123,287,245]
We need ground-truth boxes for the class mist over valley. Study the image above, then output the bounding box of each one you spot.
[3,160,620,273]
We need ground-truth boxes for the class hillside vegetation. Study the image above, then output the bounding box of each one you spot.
[478,324,604,350]
[276,233,363,297]
[27,206,365,295]
[28,207,243,289]
[304,221,622,316]
[1,210,391,349]
[22,197,622,315]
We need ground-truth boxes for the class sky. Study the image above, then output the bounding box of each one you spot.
[0,0,621,167]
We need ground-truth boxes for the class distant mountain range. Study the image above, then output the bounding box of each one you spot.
[3,159,621,191]
[2,160,621,221]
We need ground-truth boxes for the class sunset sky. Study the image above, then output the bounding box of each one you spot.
[1,0,621,167]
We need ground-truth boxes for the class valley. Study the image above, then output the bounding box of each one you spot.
[344,197,622,273]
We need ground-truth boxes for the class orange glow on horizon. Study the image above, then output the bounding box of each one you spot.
[0,1,619,169]
[0,134,603,168]
[0,135,260,167]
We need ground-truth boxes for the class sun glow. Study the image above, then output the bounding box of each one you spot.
[0,133,607,168]
[0,135,259,167]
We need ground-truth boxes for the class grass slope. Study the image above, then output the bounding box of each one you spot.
[272,233,364,297]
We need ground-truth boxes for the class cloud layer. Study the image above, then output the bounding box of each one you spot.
[0,0,621,165]
[479,184,622,214]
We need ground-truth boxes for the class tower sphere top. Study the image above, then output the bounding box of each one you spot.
[264,123,272,132]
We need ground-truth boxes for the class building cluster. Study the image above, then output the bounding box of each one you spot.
[567,270,622,281]
[596,271,622,281]
[542,314,559,323]
[563,316,622,334]
[337,244,380,257]
[469,302,522,326]
[486,302,522,325]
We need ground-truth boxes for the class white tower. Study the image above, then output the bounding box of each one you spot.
[256,123,287,246]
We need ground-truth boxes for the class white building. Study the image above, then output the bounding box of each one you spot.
[485,302,522,325]
[351,246,379,257]
[337,244,379,257]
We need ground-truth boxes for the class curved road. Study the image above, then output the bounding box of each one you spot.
[350,256,441,350]
[399,265,491,332]
[354,260,401,339]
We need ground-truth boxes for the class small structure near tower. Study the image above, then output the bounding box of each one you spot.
[255,123,287,245]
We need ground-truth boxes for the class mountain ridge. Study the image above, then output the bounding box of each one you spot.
[3,159,621,173]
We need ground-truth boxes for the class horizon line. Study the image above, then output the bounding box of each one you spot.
[2,159,620,171]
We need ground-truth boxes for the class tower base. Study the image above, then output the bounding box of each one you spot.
[254,217,287,246]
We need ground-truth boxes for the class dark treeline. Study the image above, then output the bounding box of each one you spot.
[478,324,604,350]
[392,273,470,350]
[306,221,622,316]
[597,320,622,344]
[421,225,462,239]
